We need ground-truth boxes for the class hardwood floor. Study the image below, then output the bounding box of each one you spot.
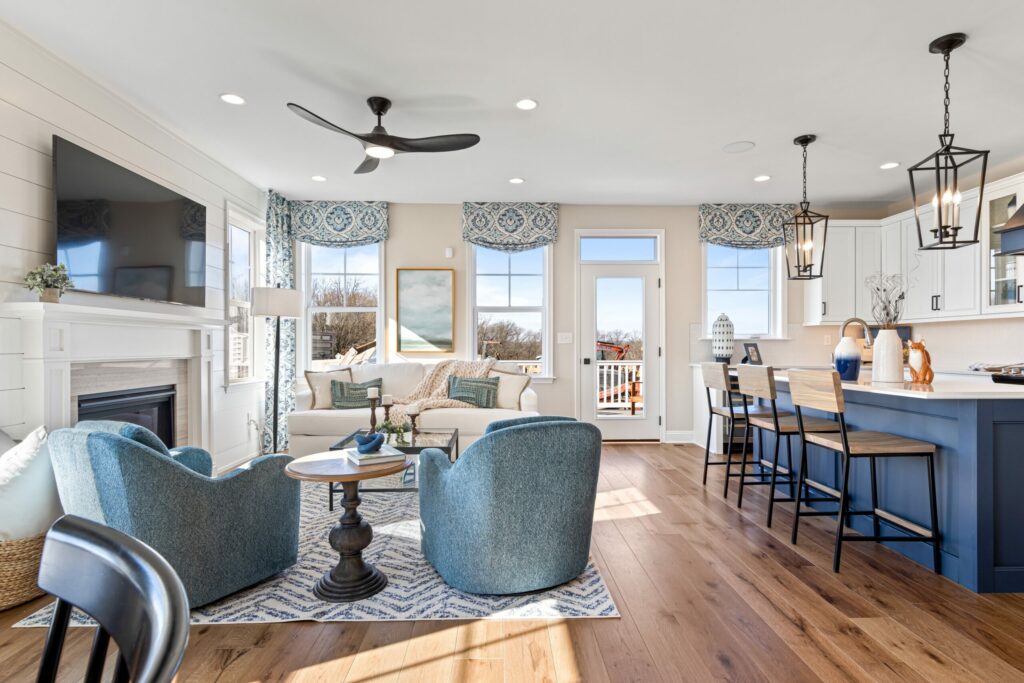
[4,443,1024,682]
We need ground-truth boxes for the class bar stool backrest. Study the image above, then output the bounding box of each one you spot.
[700,362,730,391]
[787,370,845,414]
[737,365,777,401]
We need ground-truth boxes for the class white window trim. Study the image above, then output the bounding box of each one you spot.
[224,203,265,388]
[298,242,386,374]
[466,244,554,382]
[699,242,789,340]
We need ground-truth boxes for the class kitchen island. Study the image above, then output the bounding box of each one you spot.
[693,366,1024,592]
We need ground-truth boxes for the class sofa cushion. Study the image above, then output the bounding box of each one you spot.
[305,368,354,410]
[288,408,373,437]
[418,408,533,435]
[447,376,499,409]
[349,363,425,398]
[330,378,383,409]
[0,426,62,541]
[488,369,532,410]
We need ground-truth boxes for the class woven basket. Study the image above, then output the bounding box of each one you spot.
[0,533,45,611]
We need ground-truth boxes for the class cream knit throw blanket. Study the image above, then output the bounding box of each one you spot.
[387,358,496,426]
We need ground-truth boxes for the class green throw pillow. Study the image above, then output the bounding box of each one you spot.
[447,376,500,409]
[330,378,384,409]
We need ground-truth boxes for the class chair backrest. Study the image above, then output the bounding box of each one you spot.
[737,365,777,401]
[787,370,845,414]
[700,362,730,391]
[35,515,189,683]
[485,415,576,434]
[75,420,169,455]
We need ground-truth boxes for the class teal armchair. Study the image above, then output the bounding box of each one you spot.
[419,417,601,594]
[48,421,299,607]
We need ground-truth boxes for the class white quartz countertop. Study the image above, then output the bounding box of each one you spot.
[690,363,1024,399]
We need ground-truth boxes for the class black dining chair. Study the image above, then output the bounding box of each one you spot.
[35,515,190,683]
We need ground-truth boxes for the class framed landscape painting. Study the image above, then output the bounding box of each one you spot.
[397,268,455,353]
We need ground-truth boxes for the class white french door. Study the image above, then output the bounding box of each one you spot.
[578,247,663,440]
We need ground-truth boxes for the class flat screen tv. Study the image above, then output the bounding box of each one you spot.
[53,135,207,307]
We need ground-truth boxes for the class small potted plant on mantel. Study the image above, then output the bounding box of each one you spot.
[23,263,74,303]
[866,272,905,383]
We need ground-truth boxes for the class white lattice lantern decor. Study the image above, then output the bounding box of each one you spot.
[711,313,734,363]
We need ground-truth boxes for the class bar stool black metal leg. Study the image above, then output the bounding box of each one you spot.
[758,429,766,481]
[723,417,737,498]
[766,430,783,527]
[832,451,852,572]
[927,453,941,574]
[785,435,795,499]
[737,425,752,507]
[702,414,714,486]
[791,438,810,545]
[869,455,880,541]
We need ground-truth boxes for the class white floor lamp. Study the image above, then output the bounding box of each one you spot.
[252,286,303,453]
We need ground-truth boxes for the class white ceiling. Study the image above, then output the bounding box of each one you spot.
[3,0,1024,206]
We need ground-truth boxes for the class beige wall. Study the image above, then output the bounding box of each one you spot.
[377,201,1024,439]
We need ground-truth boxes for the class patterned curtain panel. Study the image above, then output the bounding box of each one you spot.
[290,200,388,247]
[263,190,297,452]
[56,199,110,243]
[179,198,206,241]
[698,203,796,249]
[462,202,559,253]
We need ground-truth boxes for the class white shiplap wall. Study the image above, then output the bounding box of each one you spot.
[0,21,267,469]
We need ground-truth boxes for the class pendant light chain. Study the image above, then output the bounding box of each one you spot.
[801,143,809,204]
[942,49,951,135]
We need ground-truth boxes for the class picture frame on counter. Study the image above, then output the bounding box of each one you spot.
[743,342,763,365]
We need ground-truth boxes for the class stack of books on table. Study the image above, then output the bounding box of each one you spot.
[343,444,406,467]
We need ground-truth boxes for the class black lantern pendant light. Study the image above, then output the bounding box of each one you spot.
[783,134,829,280]
[907,33,988,250]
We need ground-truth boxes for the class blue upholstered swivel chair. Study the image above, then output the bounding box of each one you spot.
[48,420,300,607]
[419,416,601,594]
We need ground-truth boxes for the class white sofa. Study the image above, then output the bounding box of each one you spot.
[288,362,539,457]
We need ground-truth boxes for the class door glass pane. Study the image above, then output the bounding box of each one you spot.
[989,193,1020,307]
[581,237,657,262]
[594,277,644,418]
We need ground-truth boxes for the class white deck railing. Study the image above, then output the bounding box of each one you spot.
[596,360,643,411]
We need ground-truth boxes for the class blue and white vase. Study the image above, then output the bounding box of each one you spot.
[711,313,734,363]
[833,336,861,381]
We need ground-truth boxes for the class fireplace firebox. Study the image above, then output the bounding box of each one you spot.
[77,385,176,448]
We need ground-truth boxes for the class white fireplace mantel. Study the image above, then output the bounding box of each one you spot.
[0,302,225,446]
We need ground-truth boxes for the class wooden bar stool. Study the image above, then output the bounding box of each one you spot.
[787,370,941,573]
[734,365,841,527]
[700,362,788,499]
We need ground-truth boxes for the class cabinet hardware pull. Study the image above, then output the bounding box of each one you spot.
[822,302,826,316]
[1018,285,1023,305]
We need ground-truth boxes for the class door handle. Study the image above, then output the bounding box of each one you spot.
[1018,285,1023,304]
[583,358,591,365]
[822,301,826,316]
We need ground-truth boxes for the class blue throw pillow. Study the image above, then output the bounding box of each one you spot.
[447,376,499,409]
[330,378,384,409]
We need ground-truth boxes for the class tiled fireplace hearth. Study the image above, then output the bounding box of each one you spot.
[0,302,220,447]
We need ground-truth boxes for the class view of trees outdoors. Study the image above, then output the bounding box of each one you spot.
[311,278,377,361]
[595,329,643,359]
[476,314,542,362]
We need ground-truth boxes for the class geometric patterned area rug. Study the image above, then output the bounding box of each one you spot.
[16,479,618,626]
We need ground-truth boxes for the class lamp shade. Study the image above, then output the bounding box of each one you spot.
[251,287,303,318]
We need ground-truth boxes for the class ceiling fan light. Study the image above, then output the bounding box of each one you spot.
[365,145,395,159]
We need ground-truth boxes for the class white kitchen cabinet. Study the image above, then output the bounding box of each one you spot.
[903,212,944,321]
[882,218,903,276]
[902,200,981,321]
[939,195,981,317]
[804,224,857,324]
[981,183,1024,315]
[855,225,882,320]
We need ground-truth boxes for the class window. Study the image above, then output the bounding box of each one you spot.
[306,243,382,369]
[703,244,783,338]
[580,236,658,262]
[471,245,550,376]
[227,224,254,381]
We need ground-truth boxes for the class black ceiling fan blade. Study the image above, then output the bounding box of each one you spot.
[385,133,480,154]
[353,156,380,174]
[287,103,366,141]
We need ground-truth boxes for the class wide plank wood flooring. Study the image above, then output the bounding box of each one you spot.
[4,443,1024,682]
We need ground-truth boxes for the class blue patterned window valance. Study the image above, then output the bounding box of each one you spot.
[462,202,559,253]
[290,199,388,247]
[698,203,796,249]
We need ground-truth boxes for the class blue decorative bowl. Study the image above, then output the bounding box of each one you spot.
[355,432,385,454]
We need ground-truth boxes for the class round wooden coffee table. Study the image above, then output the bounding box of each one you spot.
[285,451,413,602]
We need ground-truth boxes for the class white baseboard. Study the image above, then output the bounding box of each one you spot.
[215,452,261,475]
[663,430,697,445]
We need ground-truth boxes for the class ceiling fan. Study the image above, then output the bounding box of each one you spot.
[286,96,481,174]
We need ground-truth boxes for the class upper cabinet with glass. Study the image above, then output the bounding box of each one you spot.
[981,181,1024,314]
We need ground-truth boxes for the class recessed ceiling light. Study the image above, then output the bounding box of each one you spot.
[509,177,525,184]
[754,175,771,183]
[880,161,900,170]
[722,140,756,154]
[311,175,327,182]
[219,93,245,105]
[365,145,395,159]
[515,99,538,111]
